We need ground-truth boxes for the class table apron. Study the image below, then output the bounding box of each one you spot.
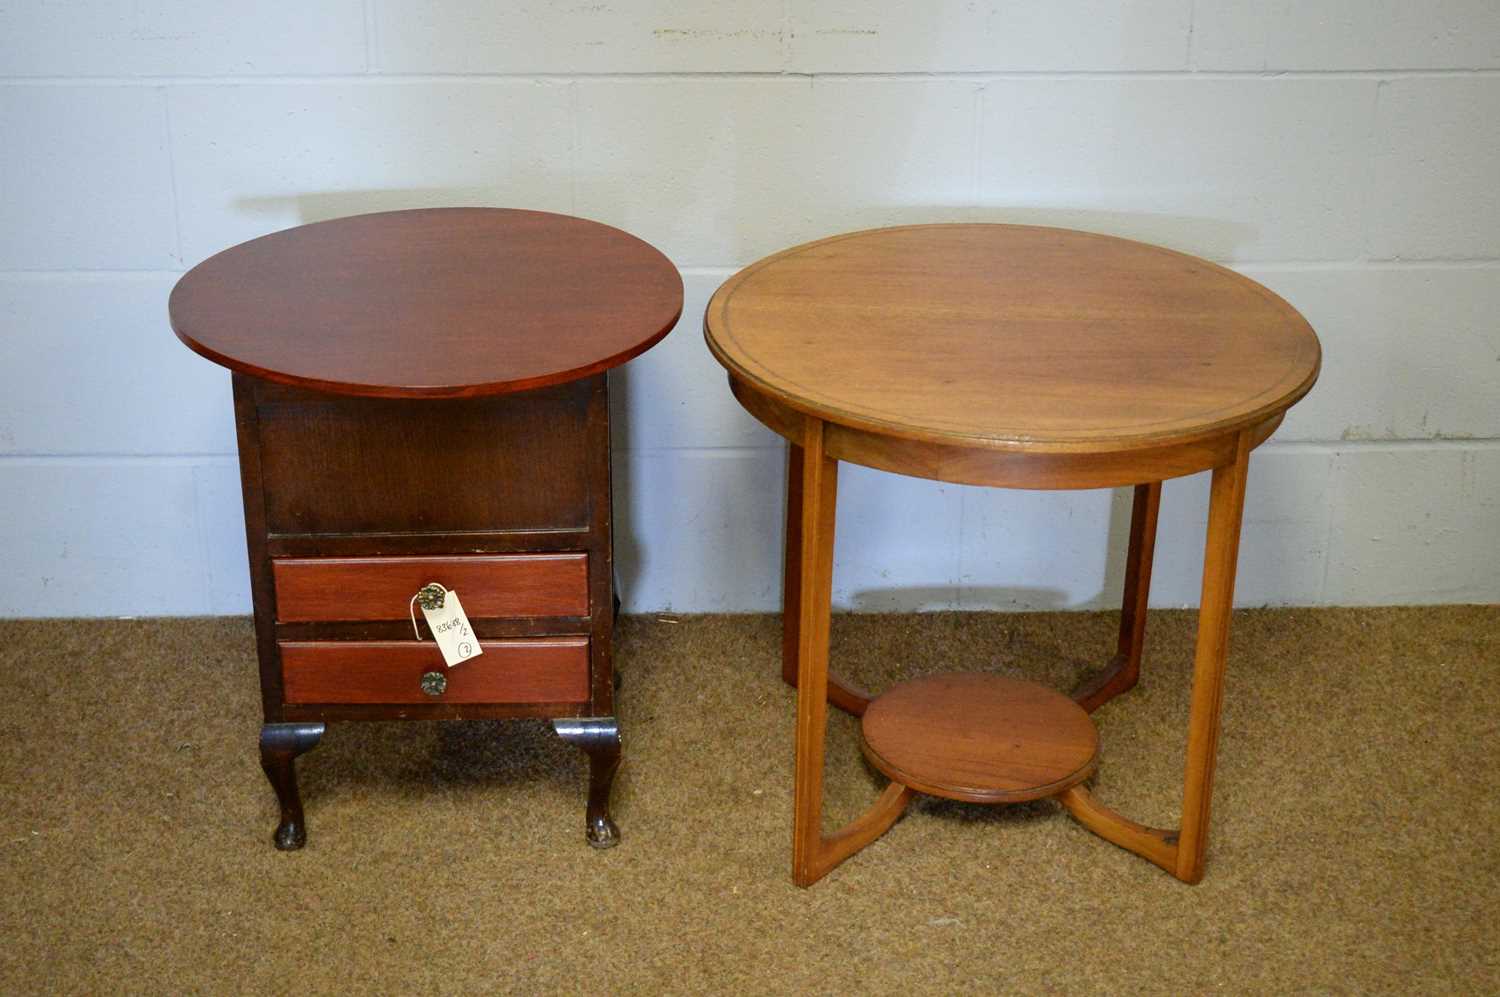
[729,373,1281,489]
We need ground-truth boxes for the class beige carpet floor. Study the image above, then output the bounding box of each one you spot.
[1,607,1497,994]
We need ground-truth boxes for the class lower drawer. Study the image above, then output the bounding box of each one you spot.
[279,638,589,705]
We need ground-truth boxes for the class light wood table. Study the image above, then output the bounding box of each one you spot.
[704,224,1320,886]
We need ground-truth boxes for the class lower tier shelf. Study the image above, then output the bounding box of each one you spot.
[860,672,1099,803]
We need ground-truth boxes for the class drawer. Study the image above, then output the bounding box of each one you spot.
[272,554,588,623]
[279,638,590,705]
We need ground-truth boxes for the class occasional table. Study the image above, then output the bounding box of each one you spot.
[704,224,1320,886]
[171,208,682,850]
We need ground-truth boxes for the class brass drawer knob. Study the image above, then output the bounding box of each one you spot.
[420,671,447,697]
[416,583,447,611]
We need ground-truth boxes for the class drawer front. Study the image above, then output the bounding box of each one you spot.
[279,638,590,705]
[273,554,589,623]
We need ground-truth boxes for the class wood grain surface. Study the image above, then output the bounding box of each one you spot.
[278,638,590,705]
[860,672,1100,803]
[272,554,589,623]
[706,224,1319,453]
[172,208,683,397]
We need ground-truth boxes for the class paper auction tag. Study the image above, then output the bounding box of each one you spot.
[412,584,482,668]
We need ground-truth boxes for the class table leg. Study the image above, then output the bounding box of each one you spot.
[1174,432,1250,882]
[553,717,622,849]
[1073,481,1162,712]
[791,422,910,886]
[1059,432,1250,883]
[259,722,324,850]
[783,442,875,717]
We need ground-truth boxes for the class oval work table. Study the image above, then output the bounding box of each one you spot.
[705,224,1320,886]
[171,208,682,850]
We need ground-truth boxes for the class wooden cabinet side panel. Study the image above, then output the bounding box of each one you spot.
[233,373,284,721]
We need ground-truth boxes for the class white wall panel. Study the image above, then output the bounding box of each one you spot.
[375,0,784,74]
[977,79,1374,263]
[788,0,1191,73]
[1147,449,1339,609]
[1324,444,1500,604]
[614,448,785,613]
[0,1,367,77]
[1193,1,1500,71]
[575,79,977,267]
[0,460,209,616]
[169,82,574,265]
[956,486,1116,611]
[0,276,235,456]
[1367,78,1500,261]
[609,271,779,453]
[1246,266,1500,444]
[192,461,251,615]
[832,465,964,612]
[0,87,177,269]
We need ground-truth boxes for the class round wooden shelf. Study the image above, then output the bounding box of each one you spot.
[170,208,683,398]
[860,672,1099,803]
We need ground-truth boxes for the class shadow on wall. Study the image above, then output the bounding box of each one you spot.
[844,481,1141,613]
[876,206,1259,263]
[233,188,528,225]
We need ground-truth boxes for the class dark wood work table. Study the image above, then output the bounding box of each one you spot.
[705,224,1320,886]
[171,207,682,850]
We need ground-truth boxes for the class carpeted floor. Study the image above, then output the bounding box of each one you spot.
[1,607,1497,994]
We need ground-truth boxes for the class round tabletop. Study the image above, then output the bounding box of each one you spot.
[170,208,683,398]
[705,225,1320,454]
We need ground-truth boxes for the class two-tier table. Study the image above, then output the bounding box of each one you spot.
[704,224,1320,886]
[171,208,682,850]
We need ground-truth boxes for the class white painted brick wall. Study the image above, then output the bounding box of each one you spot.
[1,3,1496,617]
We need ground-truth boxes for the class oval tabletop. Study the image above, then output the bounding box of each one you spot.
[171,208,683,398]
[705,225,1320,454]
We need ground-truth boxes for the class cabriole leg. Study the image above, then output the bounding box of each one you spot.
[258,722,324,851]
[553,716,622,848]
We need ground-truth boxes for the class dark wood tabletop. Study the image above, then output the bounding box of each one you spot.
[171,208,683,398]
[705,224,1320,454]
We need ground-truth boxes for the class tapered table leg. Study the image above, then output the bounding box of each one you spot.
[789,421,910,886]
[782,442,875,717]
[1058,433,1251,883]
[1074,481,1162,712]
[1175,434,1251,882]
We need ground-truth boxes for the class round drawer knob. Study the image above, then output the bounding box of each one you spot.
[420,671,447,697]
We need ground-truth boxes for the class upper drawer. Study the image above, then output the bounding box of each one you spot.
[273,554,589,623]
